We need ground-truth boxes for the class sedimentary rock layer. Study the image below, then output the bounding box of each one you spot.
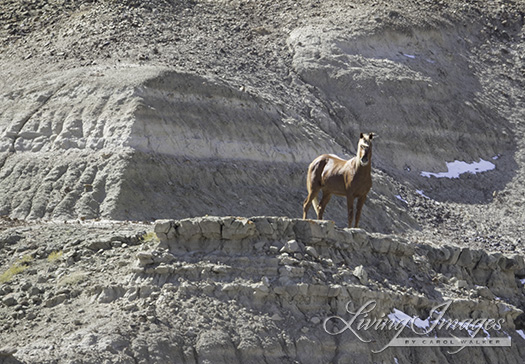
[1,217,524,363]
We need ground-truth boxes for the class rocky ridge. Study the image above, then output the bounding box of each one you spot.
[0,216,524,363]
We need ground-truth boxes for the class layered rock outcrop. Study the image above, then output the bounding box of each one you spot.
[0,66,415,232]
[1,217,524,363]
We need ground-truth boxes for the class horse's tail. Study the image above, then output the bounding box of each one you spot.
[305,155,327,218]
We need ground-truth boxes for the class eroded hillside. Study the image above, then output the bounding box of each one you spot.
[1,0,525,363]
[0,0,523,232]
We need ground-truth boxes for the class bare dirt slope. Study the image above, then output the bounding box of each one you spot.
[1,0,525,363]
[1,0,523,235]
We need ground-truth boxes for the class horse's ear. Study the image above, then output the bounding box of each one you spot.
[360,133,364,139]
[370,133,378,140]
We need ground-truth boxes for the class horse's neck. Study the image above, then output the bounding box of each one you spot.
[358,163,371,175]
[351,154,372,175]
[350,152,372,168]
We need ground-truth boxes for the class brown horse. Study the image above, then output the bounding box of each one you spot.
[302,133,376,228]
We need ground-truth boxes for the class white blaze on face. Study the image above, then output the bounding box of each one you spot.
[358,139,370,166]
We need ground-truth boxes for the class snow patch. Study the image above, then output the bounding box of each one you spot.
[388,308,430,330]
[421,159,495,179]
[395,195,408,204]
[517,330,525,340]
[388,308,412,325]
[416,189,430,199]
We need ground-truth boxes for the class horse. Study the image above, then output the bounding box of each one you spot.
[302,133,376,228]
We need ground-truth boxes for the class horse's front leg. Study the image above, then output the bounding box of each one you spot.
[354,194,367,228]
[346,195,355,228]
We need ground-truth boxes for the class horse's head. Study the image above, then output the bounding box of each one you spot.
[357,132,376,166]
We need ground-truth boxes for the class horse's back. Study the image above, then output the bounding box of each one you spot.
[307,154,349,195]
[310,153,346,167]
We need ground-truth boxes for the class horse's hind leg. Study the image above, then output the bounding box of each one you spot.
[318,191,332,220]
[303,185,321,219]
